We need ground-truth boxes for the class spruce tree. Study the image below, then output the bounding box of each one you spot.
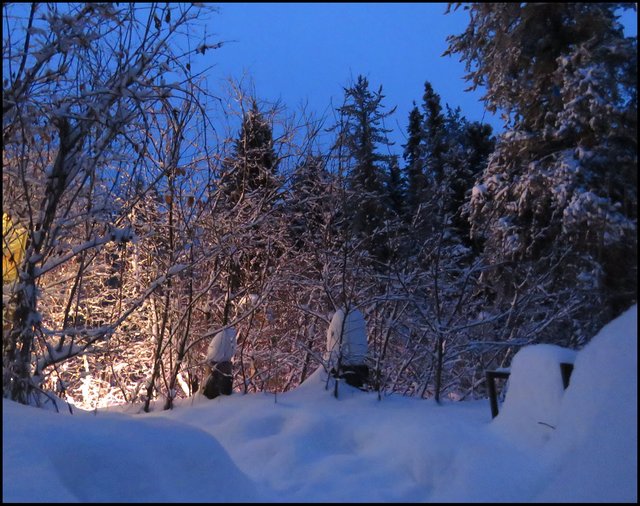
[385,155,405,221]
[221,100,279,207]
[447,2,637,345]
[422,81,448,186]
[219,99,282,304]
[402,83,495,257]
[334,75,396,260]
[445,114,495,244]
[287,153,332,250]
[403,104,427,219]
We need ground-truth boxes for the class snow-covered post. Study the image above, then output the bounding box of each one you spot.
[326,308,369,388]
[202,328,237,399]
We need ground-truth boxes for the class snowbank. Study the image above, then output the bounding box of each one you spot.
[491,344,578,448]
[536,304,638,502]
[491,305,637,502]
[3,305,636,502]
[2,399,258,502]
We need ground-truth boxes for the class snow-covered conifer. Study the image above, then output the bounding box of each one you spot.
[448,3,637,345]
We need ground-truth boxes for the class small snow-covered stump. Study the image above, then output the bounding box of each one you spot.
[326,309,369,388]
[202,328,237,400]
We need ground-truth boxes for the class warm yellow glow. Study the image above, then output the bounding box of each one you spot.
[2,213,27,285]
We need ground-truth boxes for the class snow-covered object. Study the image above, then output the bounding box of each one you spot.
[326,309,368,366]
[236,293,258,310]
[491,344,577,448]
[536,304,637,502]
[206,328,237,363]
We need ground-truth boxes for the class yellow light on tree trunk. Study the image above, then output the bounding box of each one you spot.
[2,213,27,285]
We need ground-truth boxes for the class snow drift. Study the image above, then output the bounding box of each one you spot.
[3,305,636,502]
[2,400,258,502]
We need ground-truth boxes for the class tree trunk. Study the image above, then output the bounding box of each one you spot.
[434,335,444,403]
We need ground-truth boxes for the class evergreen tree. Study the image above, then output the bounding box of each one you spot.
[385,155,405,221]
[443,111,495,243]
[422,82,448,187]
[401,83,495,258]
[287,153,332,250]
[420,81,450,235]
[219,99,283,306]
[447,2,637,345]
[334,75,396,260]
[403,104,427,218]
[221,100,279,207]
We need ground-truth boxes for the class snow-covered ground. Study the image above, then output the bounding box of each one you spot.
[3,305,637,502]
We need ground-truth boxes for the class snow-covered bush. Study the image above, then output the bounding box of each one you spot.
[1,2,221,406]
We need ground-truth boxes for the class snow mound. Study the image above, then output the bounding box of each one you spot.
[492,304,637,502]
[491,344,577,448]
[292,365,365,400]
[2,399,258,502]
[536,304,637,502]
[3,305,636,503]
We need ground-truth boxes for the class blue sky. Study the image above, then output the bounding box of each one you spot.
[4,3,635,158]
[201,3,637,157]
[203,3,498,155]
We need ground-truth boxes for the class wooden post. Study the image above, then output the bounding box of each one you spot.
[202,361,232,399]
[560,362,574,389]
[339,364,369,388]
[486,370,511,419]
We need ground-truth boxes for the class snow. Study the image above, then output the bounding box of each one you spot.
[471,182,486,201]
[491,344,578,449]
[535,305,638,502]
[206,327,237,363]
[2,401,258,502]
[3,305,637,503]
[325,308,368,366]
